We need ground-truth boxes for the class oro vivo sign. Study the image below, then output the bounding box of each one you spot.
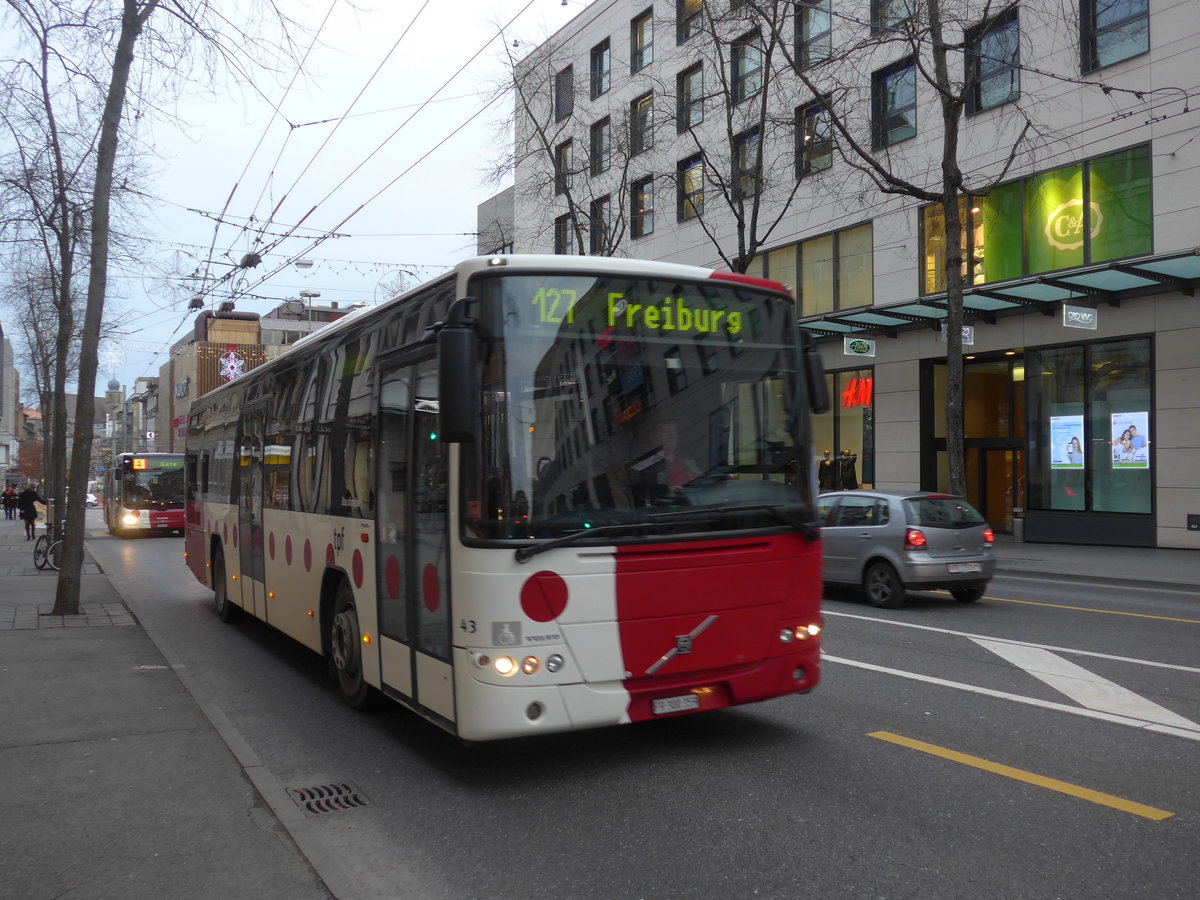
[1063,304,1098,330]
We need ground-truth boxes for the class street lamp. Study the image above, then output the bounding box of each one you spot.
[298,290,320,332]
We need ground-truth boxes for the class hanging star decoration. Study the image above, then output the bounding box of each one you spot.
[219,344,246,382]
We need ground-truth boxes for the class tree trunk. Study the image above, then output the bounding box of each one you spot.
[54,0,159,615]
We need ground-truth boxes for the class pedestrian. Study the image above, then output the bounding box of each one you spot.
[17,483,42,540]
[2,485,15,520]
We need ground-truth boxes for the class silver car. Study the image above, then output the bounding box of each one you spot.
[817,491,996,608]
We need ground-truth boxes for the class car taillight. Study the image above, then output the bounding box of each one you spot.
[905,528,927,550]
[983,527,995,543]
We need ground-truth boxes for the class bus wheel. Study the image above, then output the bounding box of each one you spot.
[212,549,241,623]
[330,581,371,709]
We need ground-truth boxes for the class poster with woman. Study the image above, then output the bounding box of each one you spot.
[1050,415,1085,469]
[1110,412,1150,469]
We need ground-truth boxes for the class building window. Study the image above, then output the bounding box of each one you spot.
[735,129,761,199]
[679,154,704,220]
[1027,337,1151,515]
[664,347,689,394]
[873,59,916,148]
[1082,0,1149,72]
[554,66,574,122]
[554,214,571,255]
[797,102,833,177]
[590,195,611,254]
[554,140,573,195]
[873,0,917,33]
[796,223,874,317]
[813,367,875,492]
[631,9,653,72]
[967,8,1019,114]
[590,118,611,176]
[631,176,654,238]
[590,38,611,99]
[918,145,1152,293]
[677,64,704,131]
[731,31,763,103]
[695,336,719,375]
[631,92,654,156]
[796,0,831,70]
[678,0,702,43]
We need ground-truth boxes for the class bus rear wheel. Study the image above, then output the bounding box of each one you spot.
[212,549,241,622]
[329,581,371,709]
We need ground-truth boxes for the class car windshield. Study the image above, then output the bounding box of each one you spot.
[903,496,986,528]
[463,270,817,542]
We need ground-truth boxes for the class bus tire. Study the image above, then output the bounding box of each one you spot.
[329,580,372,709]
[212,549,241,623]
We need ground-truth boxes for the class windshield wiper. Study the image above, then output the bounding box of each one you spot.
[514,522,657,563]
[514,505,819,563]
[649,504,820,541]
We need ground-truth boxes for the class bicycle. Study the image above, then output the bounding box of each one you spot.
[33,519,64,571]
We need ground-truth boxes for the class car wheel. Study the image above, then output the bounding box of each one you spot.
[951,585,987,602]
[212,549,241,622]
[863,560,905,608]
[329,580,372,709]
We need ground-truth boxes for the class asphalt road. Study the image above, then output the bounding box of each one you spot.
[88,530,1200,900]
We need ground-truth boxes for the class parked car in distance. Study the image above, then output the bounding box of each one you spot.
[817,491,995,608]
[85,492,99,507]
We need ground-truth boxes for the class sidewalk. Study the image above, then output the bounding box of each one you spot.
[991,535,1200,593]
[0,518,331,900]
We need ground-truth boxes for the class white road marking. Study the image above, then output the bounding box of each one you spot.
[972,639,1200,731]
[823,610,1200,675]
[822,655,1200,742]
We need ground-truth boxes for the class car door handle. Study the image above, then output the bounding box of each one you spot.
[859,532,871,539]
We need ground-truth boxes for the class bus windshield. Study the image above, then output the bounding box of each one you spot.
[122,459,186,510]
[467,271,815,542]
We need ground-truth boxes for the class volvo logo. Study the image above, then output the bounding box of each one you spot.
[646,615,719,675]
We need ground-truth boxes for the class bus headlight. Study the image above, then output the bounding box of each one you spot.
[121,511,141,526]
[493,656,518,677]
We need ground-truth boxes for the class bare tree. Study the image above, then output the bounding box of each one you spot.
[745,0,1038,495]
[1,0,306,614]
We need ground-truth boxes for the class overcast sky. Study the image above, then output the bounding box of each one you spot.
[92,0,592,394]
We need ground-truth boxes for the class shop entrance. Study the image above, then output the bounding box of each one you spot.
[965,447,1025,535]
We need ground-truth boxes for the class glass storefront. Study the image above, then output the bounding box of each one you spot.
[814,367,874,492]
[1027,336,1152,516]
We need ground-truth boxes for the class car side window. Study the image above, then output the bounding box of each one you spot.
[816,496,837,522]
[874,500,890,525]
[833,496,877,527]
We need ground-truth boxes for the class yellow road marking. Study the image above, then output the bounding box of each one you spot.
[869,731,1174,821]
[988,596,1200,625]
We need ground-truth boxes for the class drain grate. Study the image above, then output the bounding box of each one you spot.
[288,782,369,816]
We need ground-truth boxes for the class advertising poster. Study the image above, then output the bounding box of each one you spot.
[1111,411,1150,469]
[1050,415,1085,469]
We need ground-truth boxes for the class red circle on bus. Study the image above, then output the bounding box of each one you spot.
[285,535,293,566]
[352,549,364,589]
[520,571,569,623]
[223,522,228,544]
[303,539,312,572]
[326,544,336,567]
[422,564,440,612]
[232,525,238,548]
[268,532,276,560]
[385,555,401,598]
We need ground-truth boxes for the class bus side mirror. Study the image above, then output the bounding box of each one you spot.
[801,331,830,414]
[437,297,479,444]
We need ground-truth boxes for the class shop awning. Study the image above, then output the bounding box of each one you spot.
[797,247,1200,339]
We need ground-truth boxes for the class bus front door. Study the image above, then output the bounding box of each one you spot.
[375,358,455,726]
[237,406,267,618]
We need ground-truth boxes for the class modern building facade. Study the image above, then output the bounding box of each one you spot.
[497,0,1199,549]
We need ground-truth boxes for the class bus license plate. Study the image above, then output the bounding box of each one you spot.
[947,563,981,574]
[652,694,700,716]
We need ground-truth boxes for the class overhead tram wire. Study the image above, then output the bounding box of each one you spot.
[238,0,536,267]
[232,91,505,301]
[242,0,437,255]
[198,0,341,297]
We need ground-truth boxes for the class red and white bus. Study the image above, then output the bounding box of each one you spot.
[184,255,829,741]
[104,452,186,536]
